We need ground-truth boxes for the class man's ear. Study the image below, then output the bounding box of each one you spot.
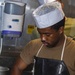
[59,26,64,34]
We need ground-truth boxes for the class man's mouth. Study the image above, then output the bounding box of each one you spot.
[42,41,49,46]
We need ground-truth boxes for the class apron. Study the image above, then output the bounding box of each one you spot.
[32,35,70,75]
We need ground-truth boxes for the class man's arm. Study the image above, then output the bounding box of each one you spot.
[10,56,28,75]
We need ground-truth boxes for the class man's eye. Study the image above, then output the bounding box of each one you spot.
[46,33,53,37]
[46,34,50,36]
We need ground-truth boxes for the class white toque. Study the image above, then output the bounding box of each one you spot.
[38,0,56,5]
[33,2,65,28]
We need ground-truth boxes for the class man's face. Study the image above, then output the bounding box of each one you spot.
[37,27,62,48]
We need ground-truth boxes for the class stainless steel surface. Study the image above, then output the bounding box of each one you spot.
[0,66,9,75]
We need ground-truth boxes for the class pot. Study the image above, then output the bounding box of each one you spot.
[0,66,9,75]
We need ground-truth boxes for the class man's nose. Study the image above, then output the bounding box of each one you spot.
[41,34,46,41]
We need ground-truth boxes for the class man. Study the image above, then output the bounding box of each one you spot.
[11,2,75,75]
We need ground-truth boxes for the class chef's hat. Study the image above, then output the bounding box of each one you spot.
[38,0,56,5]
[33,2,65,28]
